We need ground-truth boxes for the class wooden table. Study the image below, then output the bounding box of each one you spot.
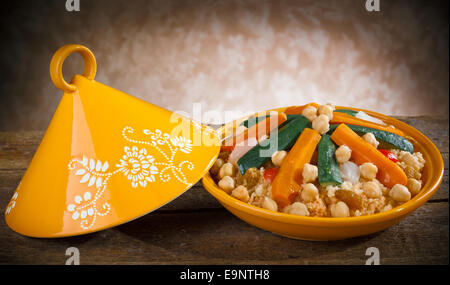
[0,116,448,265]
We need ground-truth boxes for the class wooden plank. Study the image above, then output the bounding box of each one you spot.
[0,202,447,265]
[0,116,447,170]
[0,184,222,214]
[396,116,449,152]
[0,162,447,211]
[0,152,447,205]
[0,152,449,203]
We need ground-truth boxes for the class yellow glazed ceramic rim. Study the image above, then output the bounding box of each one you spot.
[202,106,444,229]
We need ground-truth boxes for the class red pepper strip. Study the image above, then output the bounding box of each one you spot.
[263,167,280,184]
[379,149,398,163]
[220,145,234,153]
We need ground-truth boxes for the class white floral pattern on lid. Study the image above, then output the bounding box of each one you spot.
[5,191,18,215]
[66,126,196,230]
[116,146,159,188]
[67,192,96,221]
[170,136,193,153]
[75,157,110,188]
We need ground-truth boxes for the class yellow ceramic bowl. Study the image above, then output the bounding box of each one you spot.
[202,106,444,240]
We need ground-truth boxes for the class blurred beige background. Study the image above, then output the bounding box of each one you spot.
[0,0,448,130]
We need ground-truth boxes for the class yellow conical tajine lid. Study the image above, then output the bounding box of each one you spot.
[4,44,220,237]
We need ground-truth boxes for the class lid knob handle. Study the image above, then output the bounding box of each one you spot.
[50,44,97,93]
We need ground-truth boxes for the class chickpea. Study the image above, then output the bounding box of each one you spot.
[360,162,378,180]
[362,181,382,198]
[401,152,421,170]
[362,133,379,148]
[218,176,235,193]
[389,184,411,202]
[210,158,224,175]
[340,181,353,191]
[219,162,235,179]
[271,150,287,167]
[301,183,319,202]
[286,202,310,216]
[302,163,318,183]
[330,201,350,217]
[318,104,334,120]
[381,204,393,212]
[326,103,336,111]
[335,145,352,164]
[312,114,330,134]
[262,197,278,212]
[231,185,249,202]
[407,178,422,196]
[302,105,317,122]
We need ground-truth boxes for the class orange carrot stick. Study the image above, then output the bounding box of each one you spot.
[271,128,322,208]
[330,112,405,137]
[284,103,320,115]
[330,124,407,188]
[221,113,287,152]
